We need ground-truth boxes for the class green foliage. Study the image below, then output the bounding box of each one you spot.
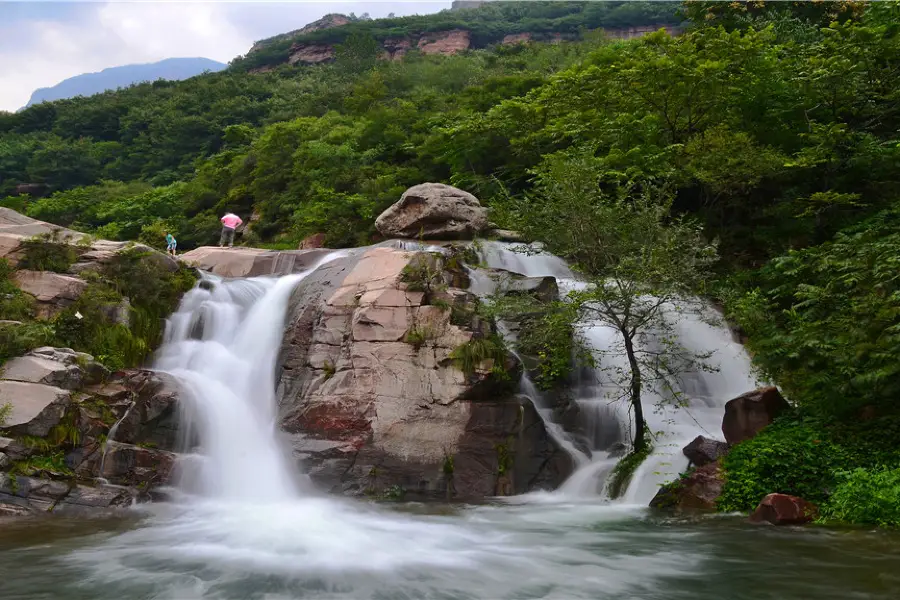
[0,322,54,365]
[323,360,336,380]
[0,259,35,322]
[820,467,900,528]
[9,451,73,478]
[17,231,79,272]
[404,325,438,350]
[726,208,900,419]
[607,438,653,499]
[0,402,11,426]
[719,419,851,512]
[449,334,508,376]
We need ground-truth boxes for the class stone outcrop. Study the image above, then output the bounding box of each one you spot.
[249,13,351,54]
[276,245,573,501]
[502,33,533,45]
[418,29,472,55]
[650,461,724,511]
[749,493,818,526]
[382,38,412,60]
[683,435,729,467]
[0,353,182,516]
[375,183,489,240]
[722,386,790,445]
[179,246,334,277]
[13,270,88,317]
[288,43,336,65]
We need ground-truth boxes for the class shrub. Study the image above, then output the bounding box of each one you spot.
[0,258,35,321]
[718,419,851,512]
[0,321,54,365]
[449,334,508,376]
[820,467,900,527]
[607,438,653,499]
[17,231,78,272]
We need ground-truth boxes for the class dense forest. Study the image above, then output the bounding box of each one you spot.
[2,0,900,524]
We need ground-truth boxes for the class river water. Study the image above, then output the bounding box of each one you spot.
[1,499,899,600]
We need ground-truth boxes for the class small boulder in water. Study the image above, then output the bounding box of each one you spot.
[722,386,790,445]
[375,183,488,240]
[683,435,728,467]
[650,462,724,511]
[749,493,818,526]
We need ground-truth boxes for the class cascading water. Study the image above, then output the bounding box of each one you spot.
[475,241,760,504]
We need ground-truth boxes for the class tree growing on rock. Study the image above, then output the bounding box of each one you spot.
[499,150,719,451]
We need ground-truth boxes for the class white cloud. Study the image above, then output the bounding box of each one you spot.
[0,1,448,112]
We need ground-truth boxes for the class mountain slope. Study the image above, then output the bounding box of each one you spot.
[25,57,226,108]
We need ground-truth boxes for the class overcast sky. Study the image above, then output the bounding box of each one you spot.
[0,1,449,112]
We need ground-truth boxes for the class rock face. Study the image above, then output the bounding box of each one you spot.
[683,435,729,467]
[276,245,573,501]
[722,386,790,445]
[650,462,724,511]
[0,353,182,516]
[418,29,472,55]
[179,246,334,277]
[382,37,412,60]
[288,43,336,65]
[749,493,818,525]
[375,183,489,240]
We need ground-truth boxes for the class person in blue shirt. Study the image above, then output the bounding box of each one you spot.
[165,232,177,256]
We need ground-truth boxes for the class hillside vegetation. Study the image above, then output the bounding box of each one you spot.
[2,0,900,524]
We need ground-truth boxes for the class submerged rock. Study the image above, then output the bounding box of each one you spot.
[722,386,790,445]
[683,435,729,467]
[749,493,818,526]
[375,183,489,240]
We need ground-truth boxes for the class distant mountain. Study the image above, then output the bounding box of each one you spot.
[24,57,227,108]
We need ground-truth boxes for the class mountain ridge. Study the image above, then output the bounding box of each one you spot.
[24,57,227,109]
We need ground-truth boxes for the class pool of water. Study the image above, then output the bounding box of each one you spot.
[1,496,898,600]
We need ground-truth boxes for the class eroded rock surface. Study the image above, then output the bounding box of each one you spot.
[276,245,572,501]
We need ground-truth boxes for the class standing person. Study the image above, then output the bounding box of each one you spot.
[165,232,177,256]
[219,212,243,248]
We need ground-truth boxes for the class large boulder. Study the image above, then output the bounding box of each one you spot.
[650,462,724,511]
[749,493,818,526]
[683,435,729,467]
[375,183,489,240]
[276,245,572,501]
[722,386,790,445]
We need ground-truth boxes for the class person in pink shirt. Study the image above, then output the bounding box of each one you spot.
[219,212,243,248]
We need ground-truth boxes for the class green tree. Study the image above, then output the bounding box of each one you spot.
[501,151,718,450]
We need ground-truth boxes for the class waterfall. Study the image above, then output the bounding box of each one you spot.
[475,241,760,504]
[152,252,344,500]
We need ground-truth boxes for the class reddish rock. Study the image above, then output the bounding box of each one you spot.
[288,43,335,65]
[650,462,724,511]
[382,37,412,61]
[722,386,790,445]
[502,33,532,45]
[417,30,471,56]
[749,493,818,525]
[298,233,327,250]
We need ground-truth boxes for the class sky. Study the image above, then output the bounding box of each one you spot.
[0,1,450,111]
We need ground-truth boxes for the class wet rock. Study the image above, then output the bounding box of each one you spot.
[488,228,526,242]
[683,435,729,467]
[650,462,724,511]
[0,381,70,437]
[82,441,177,488]
[722,386,790,445]
[749,493,818,526]
[498,275,559,303]
[0,474,135,515]
[375,183,489,240]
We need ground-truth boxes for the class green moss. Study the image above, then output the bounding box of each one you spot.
[9,451,73,478]
[323,359,336,380]
[404,325,438,349]
[607,437,653,500]
[0,402,12,427]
